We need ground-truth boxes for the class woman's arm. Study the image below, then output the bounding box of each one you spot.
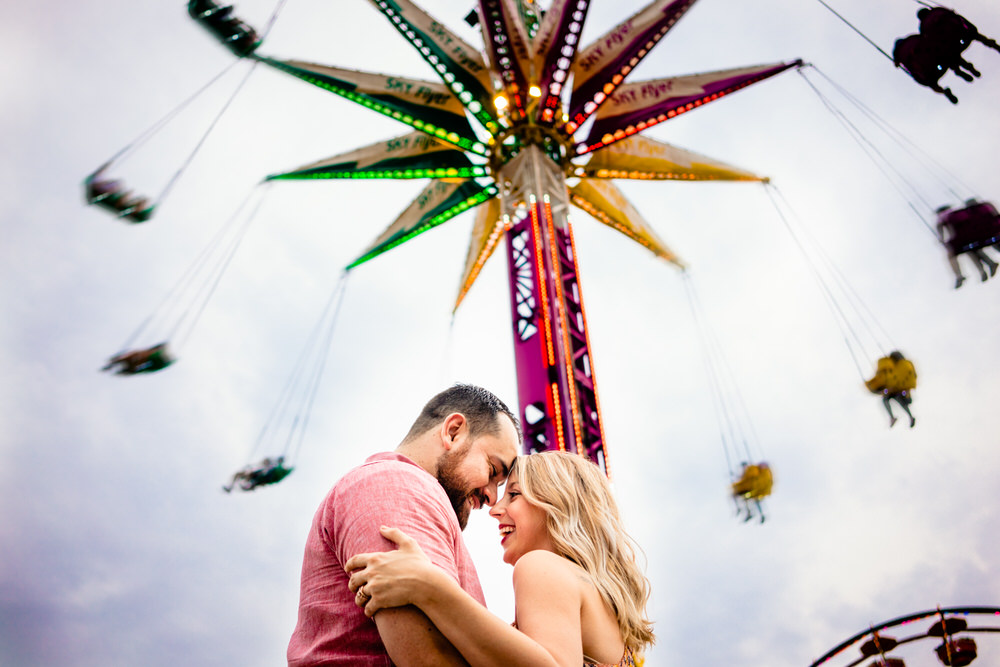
[347,527,583,667]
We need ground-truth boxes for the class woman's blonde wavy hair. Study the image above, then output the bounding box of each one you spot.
[511,451,655,653]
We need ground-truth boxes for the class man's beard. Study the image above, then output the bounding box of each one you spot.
[437,446,485,530]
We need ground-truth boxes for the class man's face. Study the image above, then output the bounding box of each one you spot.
[437,415,519,529]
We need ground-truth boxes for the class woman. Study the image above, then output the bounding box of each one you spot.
[345,451,654,667]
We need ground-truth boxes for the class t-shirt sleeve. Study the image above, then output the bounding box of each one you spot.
[328,462,462,582]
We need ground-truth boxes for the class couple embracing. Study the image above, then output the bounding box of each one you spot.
[287,384,654,667]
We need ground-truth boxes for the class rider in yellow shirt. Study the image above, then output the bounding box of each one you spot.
[731,462,773,523]
[865,351,917,428]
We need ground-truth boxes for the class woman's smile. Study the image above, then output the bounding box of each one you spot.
[489,472,555,564]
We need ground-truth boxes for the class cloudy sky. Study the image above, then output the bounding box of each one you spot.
[3,0,1000,665]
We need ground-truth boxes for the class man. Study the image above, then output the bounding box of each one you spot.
[287,384,521,666]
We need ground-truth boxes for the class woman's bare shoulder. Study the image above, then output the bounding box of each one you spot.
[514,549,571,568]
[513,551,586,588]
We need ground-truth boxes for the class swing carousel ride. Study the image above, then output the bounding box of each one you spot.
[87,0,802,483]
[86,0,1000,495]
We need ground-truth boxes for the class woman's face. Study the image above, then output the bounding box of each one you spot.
[489,470,556,565]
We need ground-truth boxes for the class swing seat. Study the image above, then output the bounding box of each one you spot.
[85,170,156,223]
[935,637,977,667]
[112,343,175,375]
[942,201,1000,254]
[241,465,294,490]
[188,0,261,57]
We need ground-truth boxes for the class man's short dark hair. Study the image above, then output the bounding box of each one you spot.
[405,384,522,444]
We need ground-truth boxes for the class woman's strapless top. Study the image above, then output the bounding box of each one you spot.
[583,646,636,667]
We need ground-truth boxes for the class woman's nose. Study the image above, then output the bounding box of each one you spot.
[489,498,506,519]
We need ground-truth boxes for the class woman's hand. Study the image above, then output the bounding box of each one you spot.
[346,526,442,617]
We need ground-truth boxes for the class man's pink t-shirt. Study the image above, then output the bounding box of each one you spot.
[287,452,486,666]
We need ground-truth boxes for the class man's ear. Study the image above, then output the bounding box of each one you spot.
[441,412,467,450]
